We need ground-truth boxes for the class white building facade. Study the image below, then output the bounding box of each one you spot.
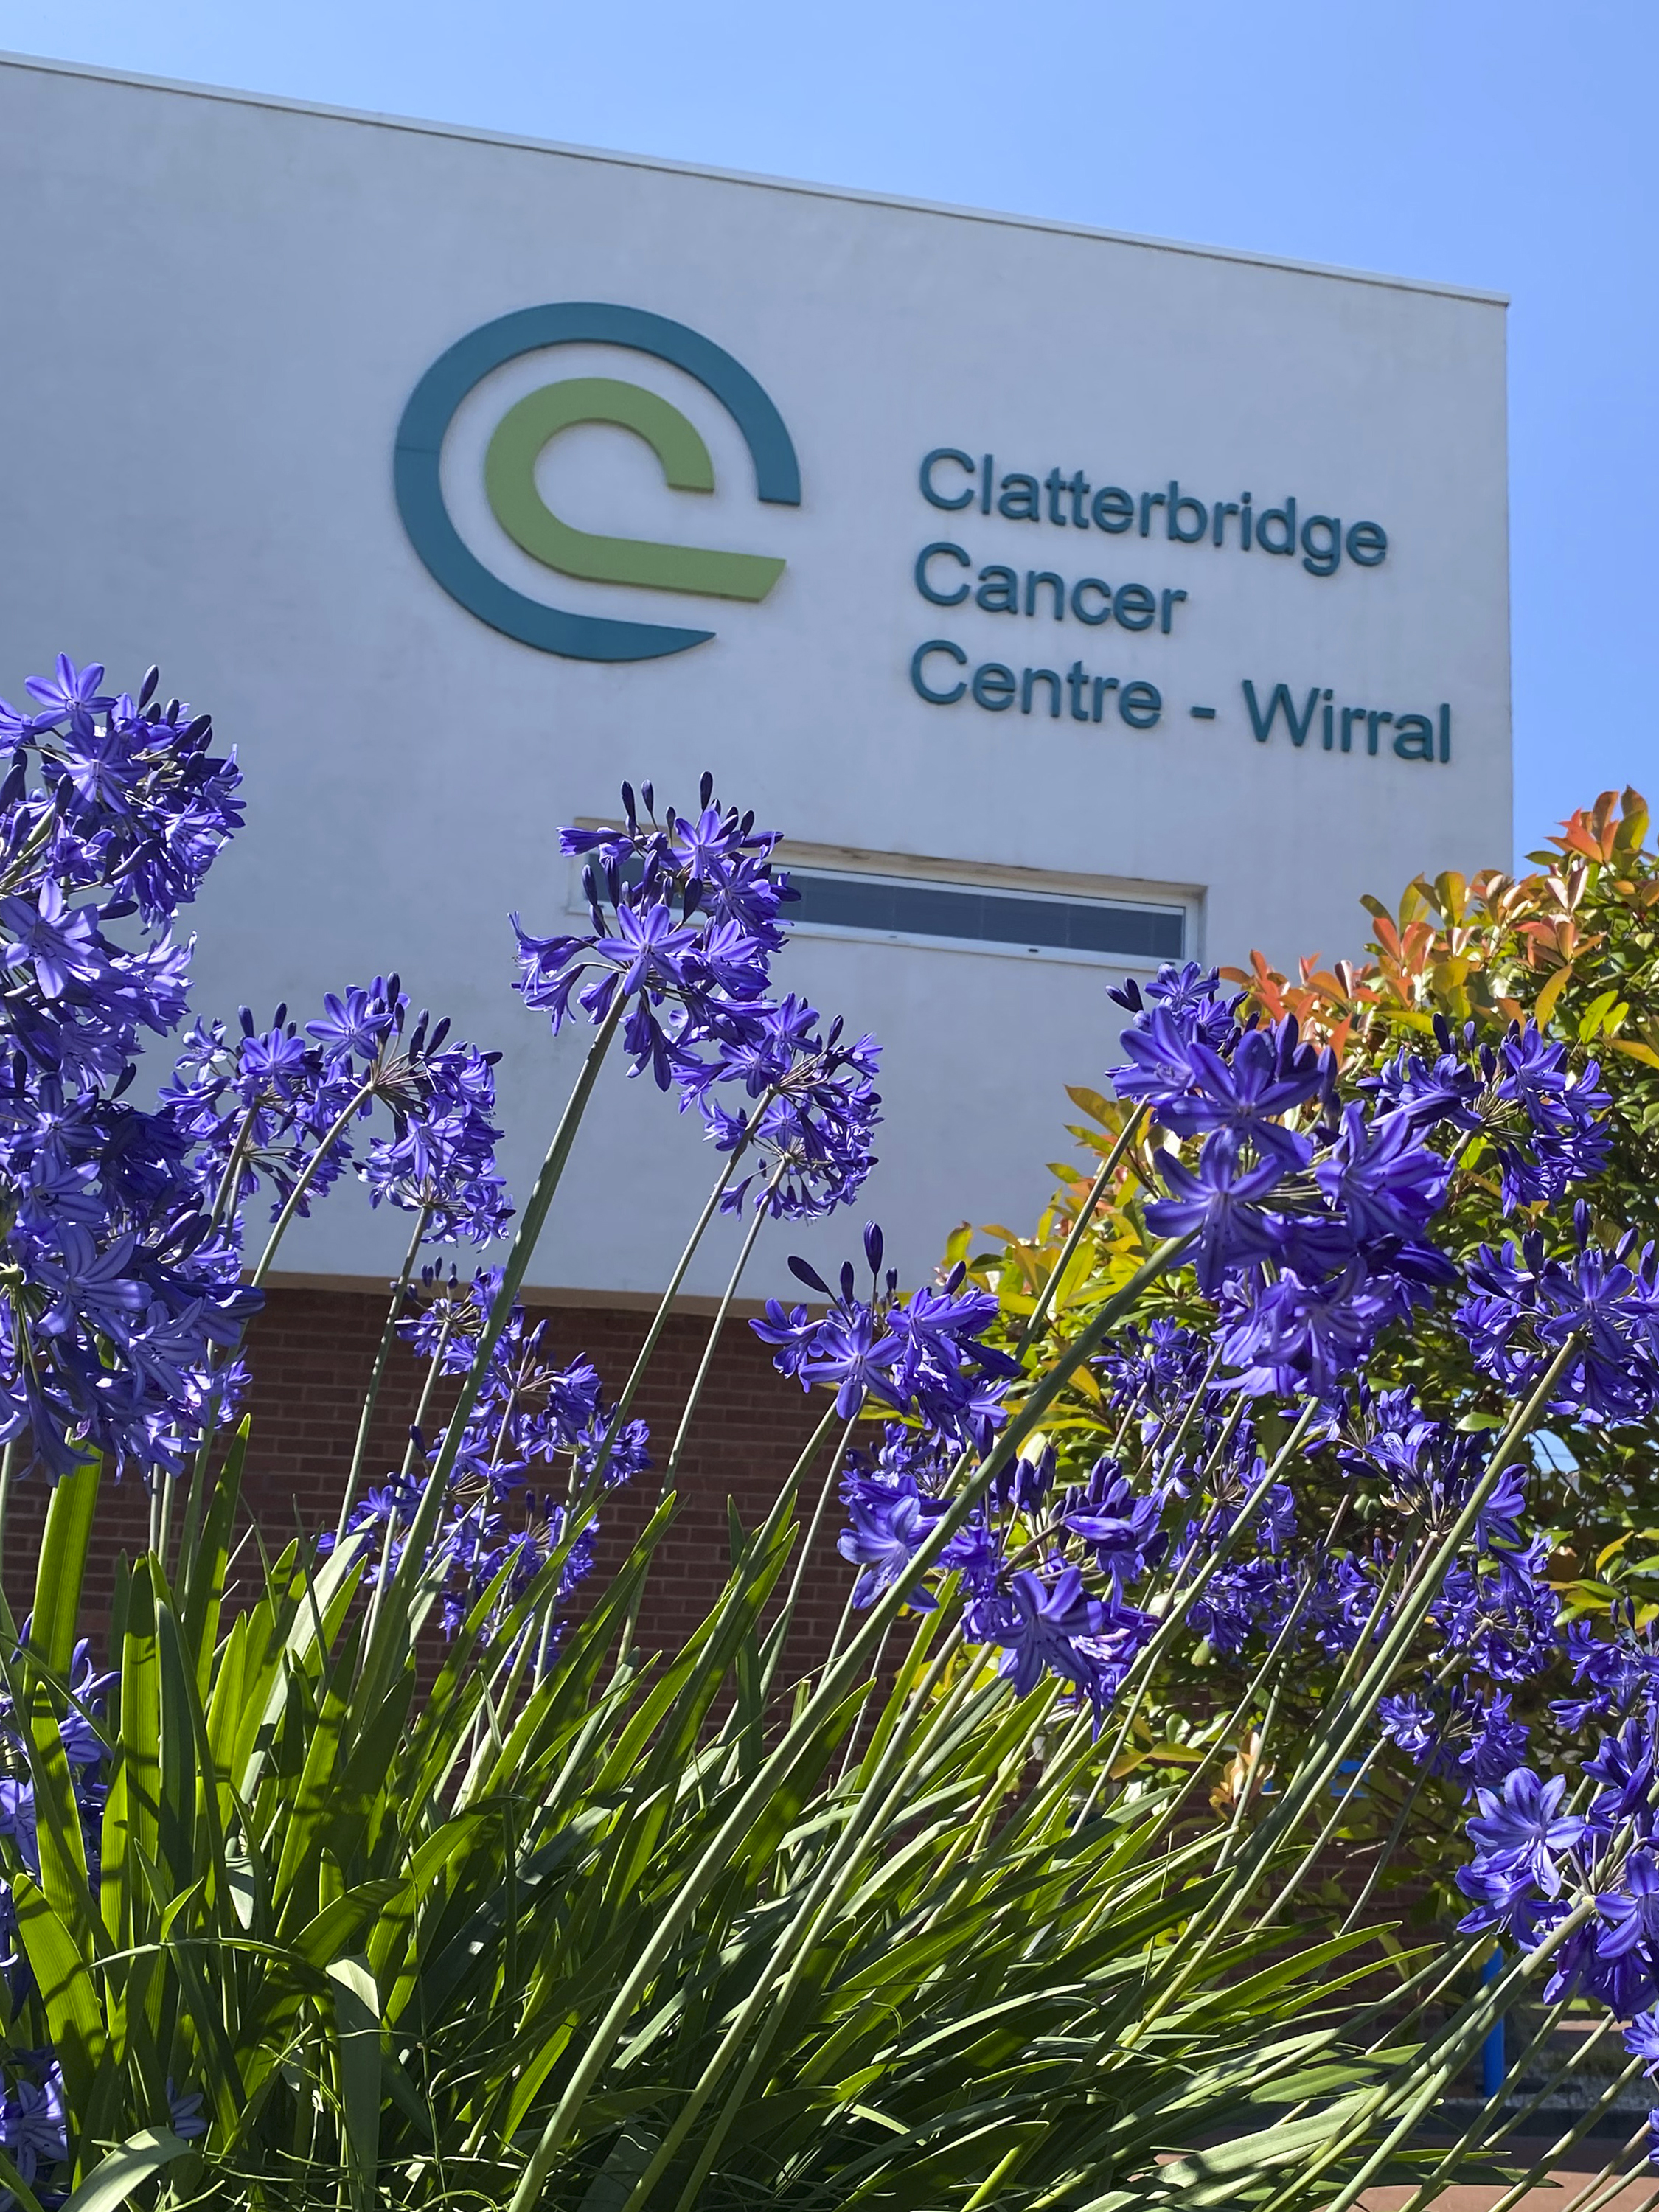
[0,54,1512,1301]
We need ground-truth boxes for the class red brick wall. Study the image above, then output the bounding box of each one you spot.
[1,1284,854,1672]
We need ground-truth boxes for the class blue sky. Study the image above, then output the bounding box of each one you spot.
[1,0,1652,860]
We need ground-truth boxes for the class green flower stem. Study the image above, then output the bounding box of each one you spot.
[833,1614,902,1785]
[1293,1333,1583,1795]
[362,999,624,1690]
[1561,2166,1659,2212]
[1141,1340,1225,1476]
[917,1677,1070,1907]
[1335,1762,1428,1935]
[1013,1102,1147,1356]
[1097,1402,1318,1784]
[1344,1938,1486,2062]
[588,1114,767,1495]
[1261,1735,1387,1917]
[706,1425,859,1768]
[336,1204,431,1544]
[247,1079,377,1291]
[151,1461,178,1570]
[622,1630,977,2212]
[396,1307,456,1483]
[504,1233,1193,2212]
[756,1413,861,1705]
[1402,2010,1622,2212]
[1152,1332,1583,2032]
[1095,1385,1245,1692]
[206,1102,260,1234]
[812,1573,864,1683]
[611,1161,793,1678]
[1320,1538,1417,1711]
[1214,1504,1353,1859]
[983,1472,1304,1930]
[1337,2007,1643,2212]
[1430,1933,1627,2159]
[1066,1509,1343,1905]
[1186,1318,1593,1982]
[358,1512,401,1666]
[1215,1626,1296,1866]
[677,1652,1007,2212]
[1268,1890,1601,2212]
[0,1437,18,1596]
[1073,1556,1317,1851]
[1524,2136,1659,2212]
[661,1163,785,1491]
[1430,1989,1594,2152]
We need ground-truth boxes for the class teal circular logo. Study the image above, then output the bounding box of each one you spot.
[394,304,801,664]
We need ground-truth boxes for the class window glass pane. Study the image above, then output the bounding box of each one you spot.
[786,872,1183,959]
[584,855,1185,961]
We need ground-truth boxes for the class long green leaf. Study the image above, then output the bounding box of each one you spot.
[178,1419,248,1700]
[327,1954,381,2212]
[31,1455,100,1679]
[58,2127,192,2212]
[13,1873,107,2115]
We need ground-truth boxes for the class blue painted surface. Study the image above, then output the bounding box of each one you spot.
[1481,1945,1506,2098]
[394,302,801,662]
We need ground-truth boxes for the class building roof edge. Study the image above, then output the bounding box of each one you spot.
[0,46,1511,308]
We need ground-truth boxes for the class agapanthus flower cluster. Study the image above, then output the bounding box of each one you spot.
[1451,1618,1659,2094]
[1317,1379,1568,1806]
[1336,1388,1512,1541]
[754,1225,1020,1451]
[768,957,1623,1774]
[335,1266,651,1638]
[1458,1203,1659,1427]
[1109,963,1464,1400]
[835,1424,991,1607]
[1553,1606,1659,1732]
[0,661,270,1476]
[803,1241,1592,1764]
[1107,966,1616,1408]
[162,978,511,1250]
[1097,1316,1217,1454]
[1377,1683,1531,1787]
[1452,1708,1659,2038]
[1367,1014,1610,1213]
[782,1248,1389,1717]
[832,1419,1173,1714]
[1431,1541,1561,1684]
[515,778,881,1221]
[0,660,515,1483]
[1413,1463,1659,2141]
[0,658,242,1082]
[682,997,881,1222]
[0,1049,260,1476]
[757,1228,1186,1714]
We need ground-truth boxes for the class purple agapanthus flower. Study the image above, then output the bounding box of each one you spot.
[1152,1025,1321,1169]
[838,1489,939,1608]
[1466,1769,1585,1897]
[975,1568,1108,1700]
[2,2062,66,2182]
[1144,1130,1286,1295]
[1596,1851,1659,1959]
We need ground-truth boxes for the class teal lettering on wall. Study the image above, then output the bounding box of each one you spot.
[907,451,1461,771]
[928,453,1386,573]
